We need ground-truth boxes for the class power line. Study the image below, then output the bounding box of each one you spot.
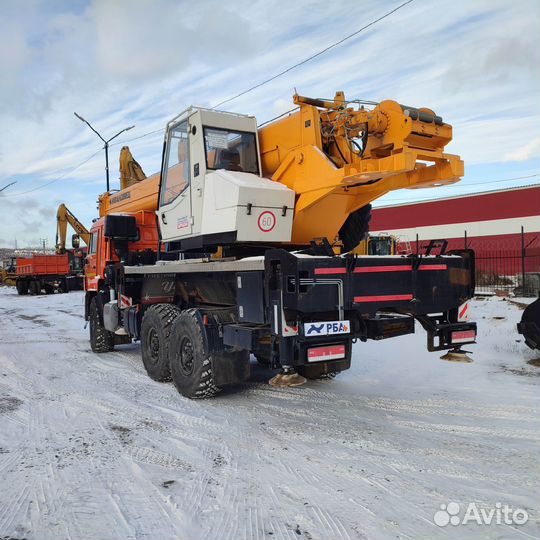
[377,180,540,205]
[0,148,103,197]
[444,173,539,187]
[382,173,540,201]
[0,2,414,195]
[213,0,414,108]
[109,2,415,146]
[109,127,163,148]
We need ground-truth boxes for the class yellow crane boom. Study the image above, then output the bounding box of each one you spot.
[97,91,463,251]
[258,92,463,247]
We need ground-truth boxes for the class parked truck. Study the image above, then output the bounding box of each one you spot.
[15,204,90,295]
[83,92,477,398]
[15,253,83,295]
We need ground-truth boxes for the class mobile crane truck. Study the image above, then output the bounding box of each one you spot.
[84,92,477,398]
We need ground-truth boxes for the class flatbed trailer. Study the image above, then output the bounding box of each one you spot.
[85,227,477,398]
[16,253,84,295]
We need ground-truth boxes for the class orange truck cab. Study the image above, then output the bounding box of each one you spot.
[85,210,159,294]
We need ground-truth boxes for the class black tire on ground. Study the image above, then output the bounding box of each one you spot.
[169,309,221,399]
[338,204,372,252]
[57,279,66,294]
[140,304,182,382]
[89,297,115,353]
[29,280,41,295]
[254,352,272,367]
[16,280,28,295]
[43,284,55,295]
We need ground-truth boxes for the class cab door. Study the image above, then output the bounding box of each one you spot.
[158,119,192,241]
[85,229,100,291]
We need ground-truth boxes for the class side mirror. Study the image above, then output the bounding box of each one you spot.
[104,215,138,239]
[72,234,80,249]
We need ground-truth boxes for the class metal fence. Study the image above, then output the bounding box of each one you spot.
[409,227,540,297]
[475,251,540,296]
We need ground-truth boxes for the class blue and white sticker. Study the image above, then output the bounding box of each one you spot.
[304,320,350,337]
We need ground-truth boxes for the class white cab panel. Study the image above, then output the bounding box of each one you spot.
[201,170,294,242]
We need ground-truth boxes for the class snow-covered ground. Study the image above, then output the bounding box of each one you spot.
[0,287,538,540]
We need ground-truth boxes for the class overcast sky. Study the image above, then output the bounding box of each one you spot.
[0,0,538,248]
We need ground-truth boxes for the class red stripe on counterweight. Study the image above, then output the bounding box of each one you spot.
[314,267,347,275]
[315,264,447,275]
[354,265,412,273]
[418,264,447,270]
[354,294,413,303]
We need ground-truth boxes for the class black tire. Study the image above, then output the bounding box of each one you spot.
[254,351,272,367]
[29,280,41,295]
[43,284,55,295]
[89,297,115,353]
[140,304,181,382]
[169,309,220,399]
[57,279,66,294]
[338,204,372,252]
[16,280,28,295]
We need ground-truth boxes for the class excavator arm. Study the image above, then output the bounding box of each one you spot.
[56,203,91,254]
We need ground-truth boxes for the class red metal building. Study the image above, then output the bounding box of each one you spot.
[370,185,540,276]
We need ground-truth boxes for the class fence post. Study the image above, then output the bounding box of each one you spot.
[521,226,526,294]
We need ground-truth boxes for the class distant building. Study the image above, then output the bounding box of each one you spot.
[371,184,540,292]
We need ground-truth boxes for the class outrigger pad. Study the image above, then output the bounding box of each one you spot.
[269,372,308,387]
[440,349,473,363]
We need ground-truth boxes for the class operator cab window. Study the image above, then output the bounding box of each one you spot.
[161,120,190,206]
[204,127,259,175]
[369,239,392,256]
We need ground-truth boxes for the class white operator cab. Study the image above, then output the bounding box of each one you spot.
[158,107,295,249]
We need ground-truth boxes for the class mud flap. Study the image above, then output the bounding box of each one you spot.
[210,350,251,386]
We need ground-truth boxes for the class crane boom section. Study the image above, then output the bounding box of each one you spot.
[258,92,463,244]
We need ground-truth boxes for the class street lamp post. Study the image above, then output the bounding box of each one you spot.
[74,113,134,192]
[0,181,17,193]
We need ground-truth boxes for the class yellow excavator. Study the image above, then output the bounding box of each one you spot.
[0,258,17,286]
[55,203,91,254]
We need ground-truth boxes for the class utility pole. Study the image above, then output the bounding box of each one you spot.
[74,113,135,192]
[40,238,48,253]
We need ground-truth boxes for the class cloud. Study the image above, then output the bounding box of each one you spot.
[504,138,540,162]
[0,0,538,247]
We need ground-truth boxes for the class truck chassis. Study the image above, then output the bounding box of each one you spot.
[85,248,477,398]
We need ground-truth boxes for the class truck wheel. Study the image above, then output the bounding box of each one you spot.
[140,304,181,382]
[43,284,55,295]
[338,204,372,252]
[16,280,28,295]
[89,297,115,353]
[169,309,220,399]
[29,280,41,295]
